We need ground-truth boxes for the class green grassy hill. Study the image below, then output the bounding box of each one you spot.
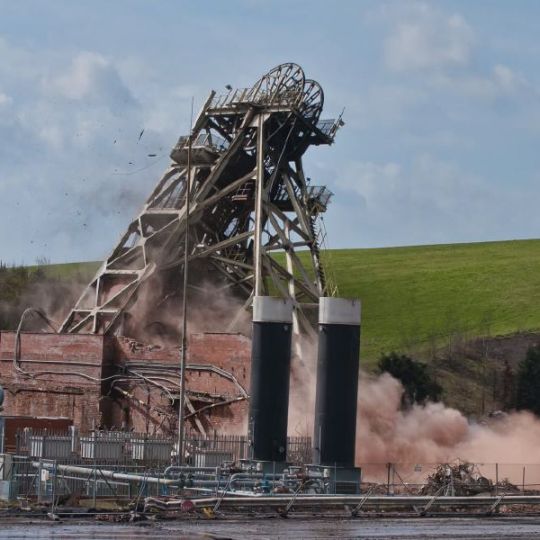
[37,261,100,281]
[36,239,540,369]
[323,239,540,368]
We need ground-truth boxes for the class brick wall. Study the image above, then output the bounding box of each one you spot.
[0,331,252,436]
[0,332,107,431]
[111,333,251,435]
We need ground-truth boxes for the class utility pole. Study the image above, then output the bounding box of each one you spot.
[177,100,194,465]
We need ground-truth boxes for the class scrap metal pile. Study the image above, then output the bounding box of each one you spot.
[421,462,493,496]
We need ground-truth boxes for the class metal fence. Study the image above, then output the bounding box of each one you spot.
[185,433,247,465]
[5,456,540,506]
[7,457,167,503]
[14,428,312,467]
[16,429,174,466]
[3,430,312,503]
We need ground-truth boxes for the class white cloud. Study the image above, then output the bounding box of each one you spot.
[338,161,402,203]
[492,64,528,94]
[378,2,534,107]
[384,3,474,73]
[343,84,427,129]
[431,64,529,100]
[0,92,11,106]
[0,4,539,264]
[36,124,64,150]
[332,154,529,247]
[43,52,135,106]
[0,37,178,263]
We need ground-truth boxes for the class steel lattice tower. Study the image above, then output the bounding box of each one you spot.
[60,63,343,338]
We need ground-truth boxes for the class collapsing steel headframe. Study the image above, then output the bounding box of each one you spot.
[60,63,343,337]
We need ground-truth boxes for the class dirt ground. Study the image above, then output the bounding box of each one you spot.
[2,516,540,539]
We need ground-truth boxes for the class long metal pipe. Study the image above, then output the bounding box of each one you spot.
[164,465,221,478]
[37,461,540,512]
[34,462,179,486]
[148,494,540,509]
[34,462,300,494]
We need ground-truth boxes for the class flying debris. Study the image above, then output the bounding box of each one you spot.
[138,129,145,141]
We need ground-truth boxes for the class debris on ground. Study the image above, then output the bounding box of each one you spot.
[421,461,493,496]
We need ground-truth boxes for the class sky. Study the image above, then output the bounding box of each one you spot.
[1,0,540,264]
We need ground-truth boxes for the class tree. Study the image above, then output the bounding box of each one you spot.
[501,360,515,410]
[516,345,540,415]
[378,352,443,407]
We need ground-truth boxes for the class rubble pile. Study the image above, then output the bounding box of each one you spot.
[421,462,492,496]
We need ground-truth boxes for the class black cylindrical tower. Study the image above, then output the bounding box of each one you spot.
[249,296,293,462]
[313,297,361,467]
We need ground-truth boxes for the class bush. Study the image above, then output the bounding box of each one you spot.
[378,352,443,407]
[516,345,540,415]
[0,261,56,330]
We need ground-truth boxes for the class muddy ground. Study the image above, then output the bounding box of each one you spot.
[2,516,540,539]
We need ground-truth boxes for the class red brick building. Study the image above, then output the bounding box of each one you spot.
[0,331,251,436]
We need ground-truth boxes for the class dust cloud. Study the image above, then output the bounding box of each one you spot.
[359,372,540,465]
[0,278,87,332]
[16,269,540,471]
[125,275,252,346]
[288,335,318,437]
[288,349,540,467]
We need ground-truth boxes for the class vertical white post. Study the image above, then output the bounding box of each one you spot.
[254,114,265,297]
[285,221,301,358]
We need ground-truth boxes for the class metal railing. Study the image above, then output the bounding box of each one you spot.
[316,116,344,140]
[175,132,228,152]
[210,87,304,110]
[307,185,333,211]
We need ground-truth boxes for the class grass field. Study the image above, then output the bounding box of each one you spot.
[37,261,100,281]
[38,239,540,369]
[323,239,540,367]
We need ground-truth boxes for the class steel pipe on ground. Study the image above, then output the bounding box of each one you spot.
[164,465,221,478]
[33,462,179,486]
[147,494,540,510]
